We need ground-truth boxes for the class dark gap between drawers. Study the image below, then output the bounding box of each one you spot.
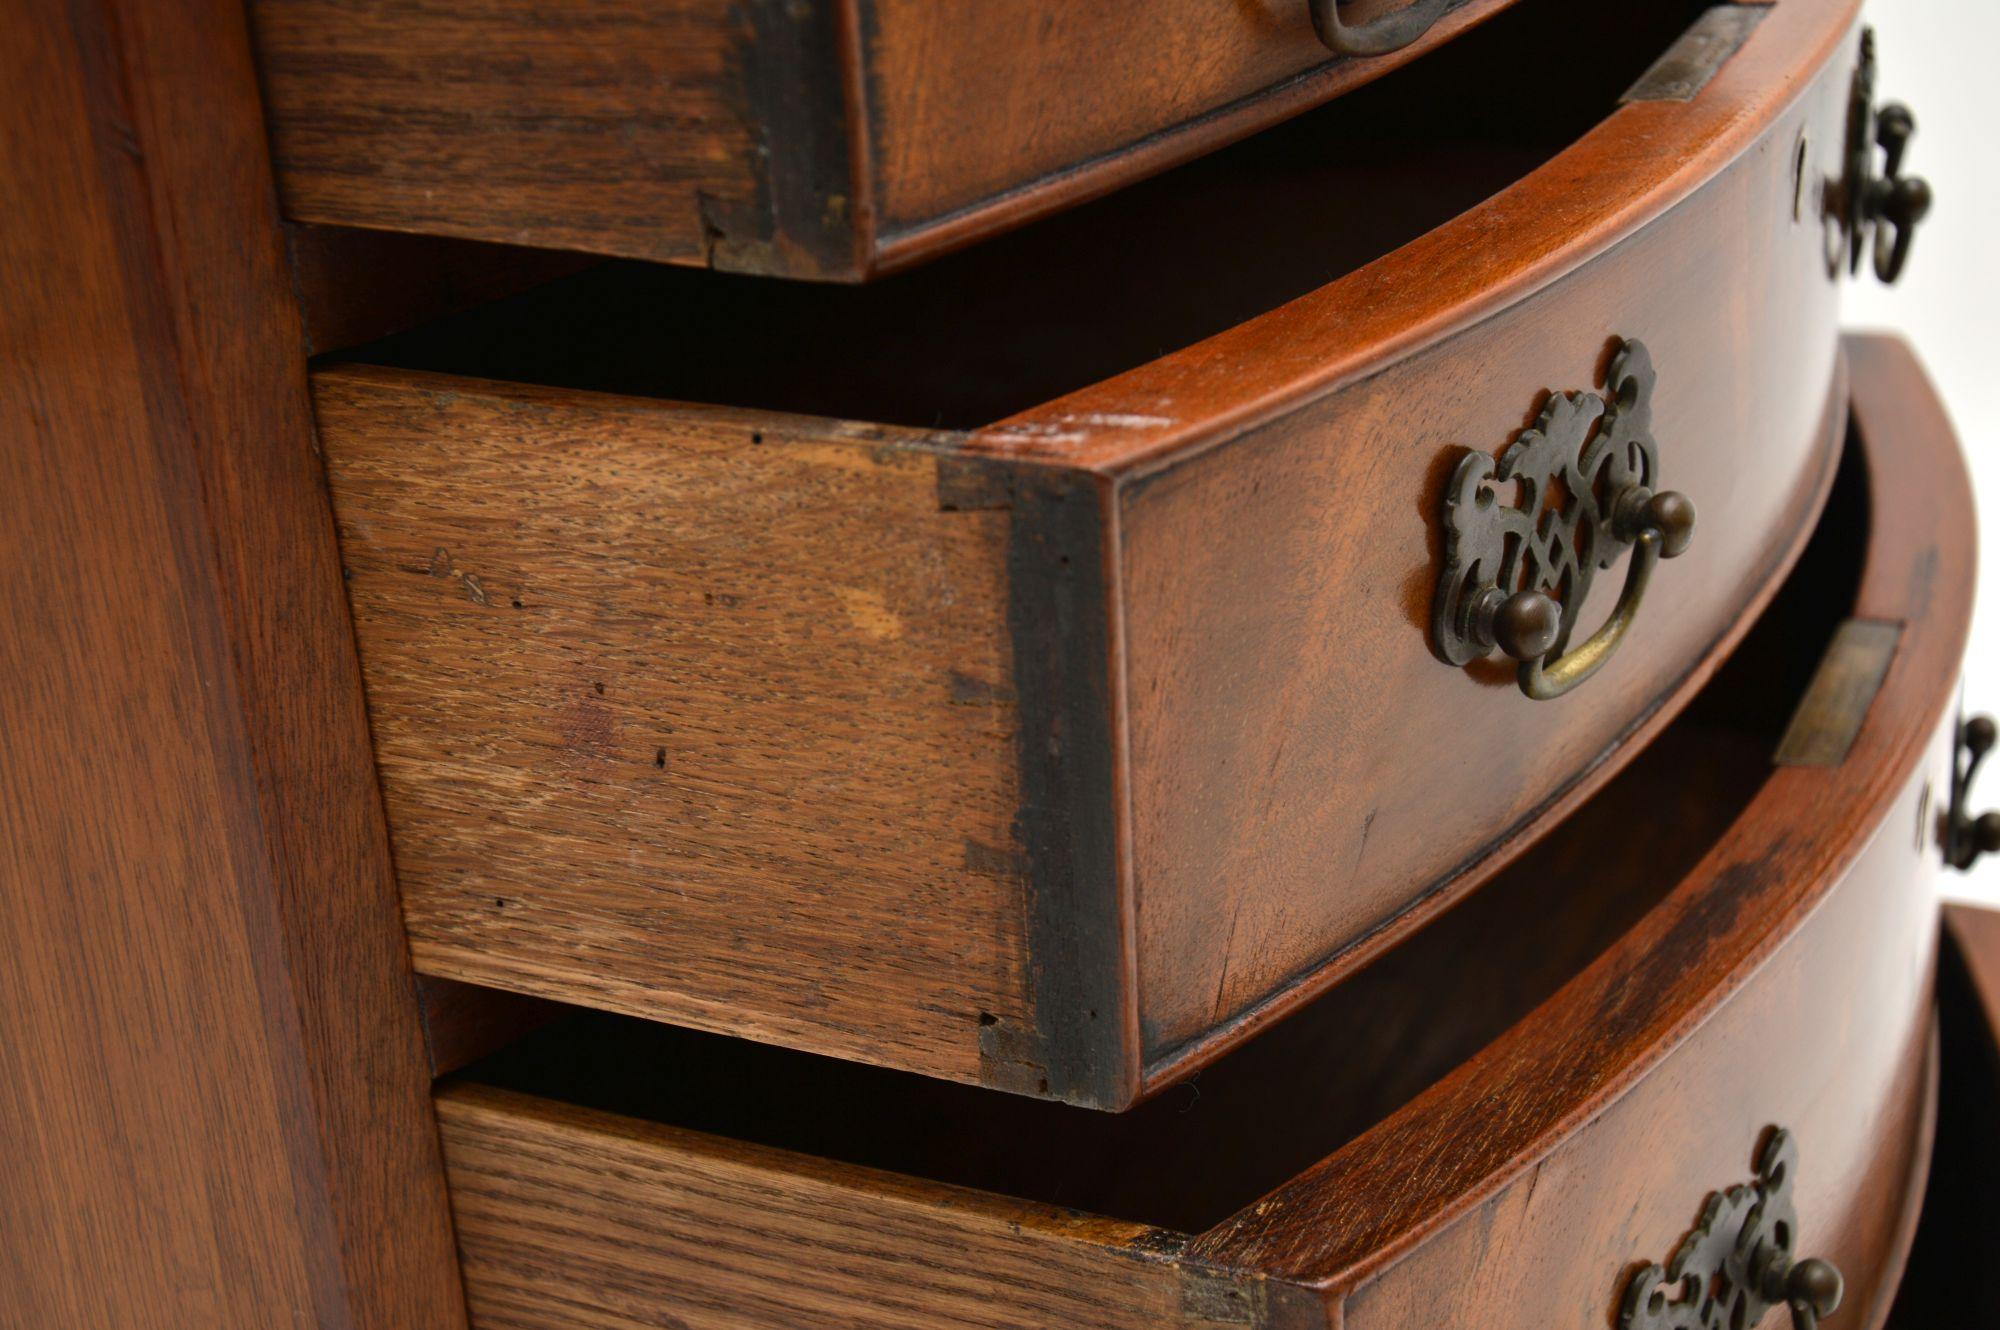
[327,0,1710,431]
[1883,928,2000,1323]
[446,427,1870,1235]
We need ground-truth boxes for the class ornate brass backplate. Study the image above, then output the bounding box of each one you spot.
[1620,1129,1844,1330]
[1431,338,1694,700]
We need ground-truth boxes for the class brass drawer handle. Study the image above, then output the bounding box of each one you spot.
[1946,714,2000,869]
[1432,339,1695,701]
[1308,0,1453,56]
[1830,30,1933,284]
[1620,1128,1845,1330]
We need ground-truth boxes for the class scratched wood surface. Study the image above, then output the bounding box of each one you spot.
[318,0,1856,1106]
[0,0,465,1323]
[246,0,1528,279]
[314,370,1034,1086]
[425,335,1969,1330]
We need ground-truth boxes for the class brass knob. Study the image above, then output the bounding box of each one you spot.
[1871,174,1933,283]
[1969,811,2000,862]
[1881,175,1934,230]
[1781,1257,1844,1330]
[1613,485,1697,557]
[1491,591,1561,662]
[1644,490,1697,558]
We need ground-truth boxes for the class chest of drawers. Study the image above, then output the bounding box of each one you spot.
[0,1,1981,1326]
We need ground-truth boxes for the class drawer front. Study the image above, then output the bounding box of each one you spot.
[248,0,1521,280]
[426,334,1971,1330]
[1186,332,1970,1327]
[1116,20,1851,1066]
[317,0,1880,1106]
[857,0,1518,253]
[1340,751,1941,1330]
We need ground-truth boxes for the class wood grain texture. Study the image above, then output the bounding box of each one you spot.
[249,0,765,268]
[0,0,464,1324]
[314,370,1033,1085]
[318,0,1861,1106]
[1122,21,1853,1067]
[428,338,1966,1329]
[857,0,1521,261]
[1188,331,1970,1320]
[246,0,1527,278]
[435,1086,1218,1330]
[968,0,1860,473]
[1334,762,1940,1330]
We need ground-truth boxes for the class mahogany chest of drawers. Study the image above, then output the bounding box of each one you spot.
[0,0,1983,1326]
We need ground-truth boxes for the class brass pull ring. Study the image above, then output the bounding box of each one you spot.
[1307,0,1453,56]
[1431,339,1694,701]
[1493,489,1694,700]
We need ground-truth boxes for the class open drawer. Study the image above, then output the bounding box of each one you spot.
[315,0,1891,1107]
[426,334,1970,1329]
[247,0,1544,280]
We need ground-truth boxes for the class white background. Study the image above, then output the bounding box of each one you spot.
[1851,3,2000,902]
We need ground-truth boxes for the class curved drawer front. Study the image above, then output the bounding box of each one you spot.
[1185,333,1969,1329]
[1335,758,1940,1330]
[318,1,1875,1105]
[1108,14,1855,1070]
[248,0,1526,280]
[427,335,1972,1330]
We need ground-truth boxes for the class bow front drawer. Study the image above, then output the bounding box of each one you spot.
[247,0,1547,280]
[315,0,1876,1106]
